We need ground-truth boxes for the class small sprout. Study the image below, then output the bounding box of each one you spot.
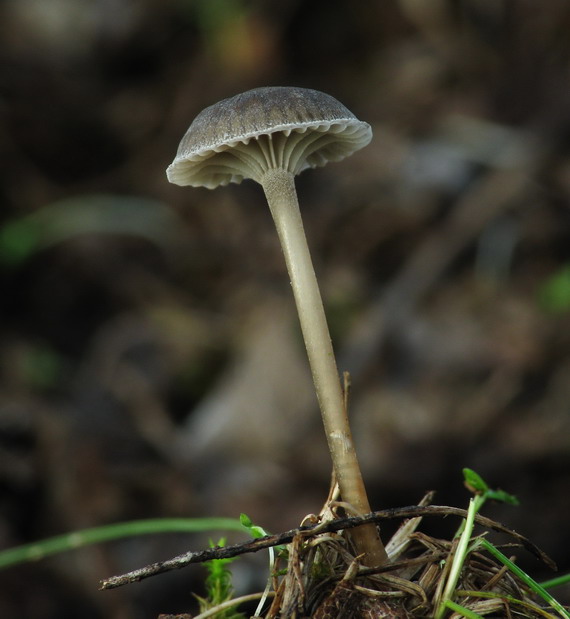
[463,468,519,506]
[239,513,269,539]
[195,538,246,619]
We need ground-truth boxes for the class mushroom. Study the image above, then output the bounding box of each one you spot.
[167,86,387,566]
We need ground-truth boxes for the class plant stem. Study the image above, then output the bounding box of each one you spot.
[194,592,274,619]
[261,167,387,567]
[435,496,481,619]
[0,518,250,570]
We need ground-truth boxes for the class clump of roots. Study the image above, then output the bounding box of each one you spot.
[262,492,560,619]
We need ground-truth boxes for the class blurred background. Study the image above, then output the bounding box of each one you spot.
[1,0,570,617]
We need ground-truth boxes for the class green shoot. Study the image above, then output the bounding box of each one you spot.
[436,469,569,619]
[239,513,286,555]
[454,469,518,540]
[436,494,480,619]
[239,513,281,617]
[194,538,246,619]
[462,468,519,506]
[239,513,269,539]
[435,469,519,619]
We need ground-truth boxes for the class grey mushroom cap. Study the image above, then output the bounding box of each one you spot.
[166,86,372,189]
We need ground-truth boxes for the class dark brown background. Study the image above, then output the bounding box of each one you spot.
[1,1,570,617]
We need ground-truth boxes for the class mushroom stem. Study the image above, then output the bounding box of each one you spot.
[261,167,388,567]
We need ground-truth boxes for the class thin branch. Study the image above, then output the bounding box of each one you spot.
[100,505,555,590]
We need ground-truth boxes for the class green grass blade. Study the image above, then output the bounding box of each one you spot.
[479,539,570,619]
[0,518,250,570]
[436,496,481,619]
[457,590,560,619]
[541,573,570,591]
[443,599,484,618]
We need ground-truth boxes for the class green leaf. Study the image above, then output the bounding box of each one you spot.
[463,468,519,506]
[462,468,489,495]
[485,488,519,506]
[239,513,269,539]
[239,513,253,528]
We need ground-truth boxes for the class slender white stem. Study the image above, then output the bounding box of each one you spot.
[260,167,387,566]
[194,591,274,619]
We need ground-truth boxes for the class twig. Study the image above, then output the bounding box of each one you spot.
[100,505,555,590]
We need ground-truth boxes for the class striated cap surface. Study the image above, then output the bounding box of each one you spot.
[166,86,372,188]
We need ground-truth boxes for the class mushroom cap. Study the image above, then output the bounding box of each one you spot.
[166,86,372,189]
